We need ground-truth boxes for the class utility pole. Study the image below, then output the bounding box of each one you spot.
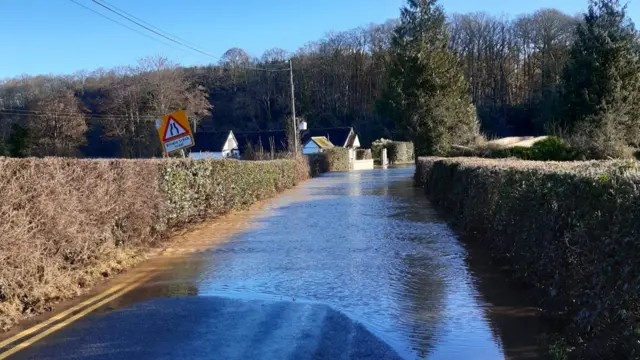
[289,59,298,154]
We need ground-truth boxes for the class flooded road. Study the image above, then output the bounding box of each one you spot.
[7,167,546,360]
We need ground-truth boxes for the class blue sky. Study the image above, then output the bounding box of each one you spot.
[2,0,639,79]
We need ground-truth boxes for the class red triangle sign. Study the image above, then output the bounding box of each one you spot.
[162,116,190,141]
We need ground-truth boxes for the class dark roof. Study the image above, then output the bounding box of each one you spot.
[235,130,290,153]
[191,131,232,152]
[301,127,353,147]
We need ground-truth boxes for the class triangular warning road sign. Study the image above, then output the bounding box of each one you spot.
[162,116,190,141]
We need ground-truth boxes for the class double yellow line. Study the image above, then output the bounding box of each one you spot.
[0,273,152,359]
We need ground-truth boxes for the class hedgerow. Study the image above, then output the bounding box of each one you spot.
[323,148,350,172]
[0,157,312,331]
[416,157,640,358]
[387,141,414,163]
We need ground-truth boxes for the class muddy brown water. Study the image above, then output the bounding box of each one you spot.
[4,166,547,359]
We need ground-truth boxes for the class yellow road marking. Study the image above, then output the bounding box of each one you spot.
[0,273,151,359]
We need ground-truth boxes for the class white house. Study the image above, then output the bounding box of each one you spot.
[190,130,239,159]
[301,127,360,150]
[302,136,335,154]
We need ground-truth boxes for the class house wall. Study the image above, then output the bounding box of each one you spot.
[352,136,361,148]
[352,159,374,170]
[224,135,238,152]
[303,142,320,154]
[222,133,240,158]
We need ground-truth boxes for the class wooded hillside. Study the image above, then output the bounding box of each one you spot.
[0,8,586,158]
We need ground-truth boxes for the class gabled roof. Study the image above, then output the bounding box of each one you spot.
[203,127,358,153]
[345,131,359,148]
[307,136,334,149]
[301,127,354,147]
[191,131,235,152]
[235,130,290,153]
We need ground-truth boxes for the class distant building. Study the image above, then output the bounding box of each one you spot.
[201,127,361,157]
[302,136,335,154]
[189,130,239,159]
[301,127,360,149]
[235,130,290,154]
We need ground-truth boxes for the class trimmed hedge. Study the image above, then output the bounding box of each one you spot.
[416,157,640,358]
[305,153,328,175]
[0,157,312,331]
[356,149,372,160]
[323,148,350,172]
[388,141,414,163]
[372,139,414,163]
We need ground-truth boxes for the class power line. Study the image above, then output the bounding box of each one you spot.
[0,110,158,120]
[96,0,208,56]
[0,108,157,118]
[88,0,289,72]
[91,0,218,60]
[68,0,175,50]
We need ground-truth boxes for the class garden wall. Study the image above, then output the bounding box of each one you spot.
[0,156,312,331]
[415,157,640,359]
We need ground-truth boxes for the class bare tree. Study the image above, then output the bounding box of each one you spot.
[27,88,87,156]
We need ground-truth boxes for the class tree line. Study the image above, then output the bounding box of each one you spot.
[0,0,635,158]
[383,0,639,158]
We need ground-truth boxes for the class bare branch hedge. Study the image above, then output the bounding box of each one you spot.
[416,157,640,359]
[0,157,312,331]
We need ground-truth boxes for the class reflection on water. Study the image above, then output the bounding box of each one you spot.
[181,168,545,359]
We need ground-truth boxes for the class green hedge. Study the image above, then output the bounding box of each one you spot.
[161,159,306,227]
[416,157,640,359]
[387,141,414,163]
[305,153,328,175]
[323,148,350,172]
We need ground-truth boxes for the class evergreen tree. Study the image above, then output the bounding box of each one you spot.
[562,0,640,156]
[7,124,30,158]
[382,0,478,156]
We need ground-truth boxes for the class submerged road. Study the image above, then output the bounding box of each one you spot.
[3,167,547,360]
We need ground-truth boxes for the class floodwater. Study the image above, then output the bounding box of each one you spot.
[130,166,546,359]
[13,167,546,359]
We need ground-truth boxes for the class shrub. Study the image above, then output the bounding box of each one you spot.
[0,157,313,331]
[388,141,414,163]
[323,148,350,172]
[416,157,640,358]
[356,149,372,160]
[527,136,577,161]
[372,139,414,163]
[305,153,328,176]
[459,136,580,161]
[7,124,29,158]
[371,138,392,159]
[568,120,635,160]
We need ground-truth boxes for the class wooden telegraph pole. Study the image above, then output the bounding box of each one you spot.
[289,59,298,154]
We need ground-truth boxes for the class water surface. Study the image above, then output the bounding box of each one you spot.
[182,168,546,359]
